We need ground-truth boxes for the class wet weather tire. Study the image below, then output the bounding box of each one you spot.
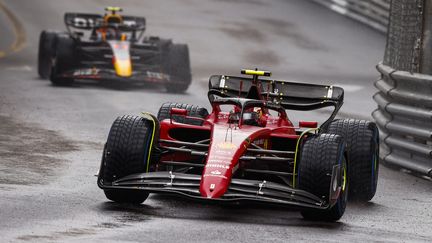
[157,102,209,126]
[38,30,58,79]
[164,44,191,93]
[102,115,157,204]
[50,35,75,85]
[326,119,379,201]
[298,133,348,221]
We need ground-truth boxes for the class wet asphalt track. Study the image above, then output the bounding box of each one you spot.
[1,0,432,242]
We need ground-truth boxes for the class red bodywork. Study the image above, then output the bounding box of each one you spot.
[98,70,345,209]
[158,77,315,200]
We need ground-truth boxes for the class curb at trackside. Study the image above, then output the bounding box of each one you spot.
[0,0,26,58]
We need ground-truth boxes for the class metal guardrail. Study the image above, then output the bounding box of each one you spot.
[311,0,390,33]
[373,63,432,177]
[314,0,431,176]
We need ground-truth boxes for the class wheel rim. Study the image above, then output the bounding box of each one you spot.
[336,156,348,213]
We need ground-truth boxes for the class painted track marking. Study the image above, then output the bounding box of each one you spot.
[0,0,26,58]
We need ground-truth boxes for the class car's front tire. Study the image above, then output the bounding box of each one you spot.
[298,133,348,221]
[101,115,158,204]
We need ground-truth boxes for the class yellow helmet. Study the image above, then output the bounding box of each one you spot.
[104,7,123,25]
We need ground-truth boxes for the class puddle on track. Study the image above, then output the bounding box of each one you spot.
[0,115,79,185]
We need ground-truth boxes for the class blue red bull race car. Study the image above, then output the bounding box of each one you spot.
[38,7,191,92]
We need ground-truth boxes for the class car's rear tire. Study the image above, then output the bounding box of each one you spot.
[157,102,209,126]
[102,115,158,204]
[164,44,191,93]
[326,119,379,201]
[50,35,75,85]
[38,30,58,79]
[298,133,348,221]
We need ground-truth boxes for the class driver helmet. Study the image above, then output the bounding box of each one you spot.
[103,7,124,26]
[104,14,123,25]
[242,111,261,126]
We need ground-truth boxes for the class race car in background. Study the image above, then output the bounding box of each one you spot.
[38,7,191,92]
[97,69,380,221]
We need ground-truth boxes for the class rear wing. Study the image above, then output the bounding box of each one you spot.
[208,75,344,110]
[64,13,102,30]
[64,13,146,31]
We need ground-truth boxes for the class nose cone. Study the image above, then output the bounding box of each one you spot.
[200,170,232,199]
[108,41,132,77]
[114,59,132,77]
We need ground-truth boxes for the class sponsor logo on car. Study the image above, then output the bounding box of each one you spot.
[217,142,237,150]
[73,68,99,76]
[203,174,227,179]
[206,164,230,169]
[207,158,231,164]
[146,71,170,80]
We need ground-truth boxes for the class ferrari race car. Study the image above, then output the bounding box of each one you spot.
[38,7,191,92]
[97,69,379,221]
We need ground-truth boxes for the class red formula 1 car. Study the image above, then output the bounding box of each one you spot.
[97,69,379,221]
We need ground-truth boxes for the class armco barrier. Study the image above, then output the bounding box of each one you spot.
[373,63,432,176]
[311,0,390,33]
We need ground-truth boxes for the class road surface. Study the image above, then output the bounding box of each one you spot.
[1,0,431,242]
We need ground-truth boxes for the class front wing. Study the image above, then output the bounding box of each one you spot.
[56,68,172,83]
[98,170,341,210]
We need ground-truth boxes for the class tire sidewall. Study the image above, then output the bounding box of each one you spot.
[50,35,76,85]
[164,44,191,92]
[102,115,157,183]
[38,31,58,78]
[298,133,348,221]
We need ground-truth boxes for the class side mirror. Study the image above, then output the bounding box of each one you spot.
[299,121,318,128]
[170,108,188,116]
[170,108,188,124]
